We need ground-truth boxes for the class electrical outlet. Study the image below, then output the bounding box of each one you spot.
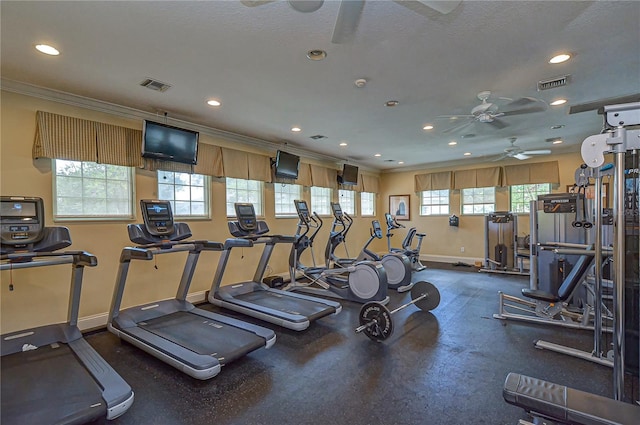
[460,247,465,252]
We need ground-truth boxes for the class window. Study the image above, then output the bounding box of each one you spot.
[461,187,495,215]
[420,189,450,215]
[226,177,263,216]
[510,183,551,213]
[310,187,332,215]
[54,160,134,219]
[361,192,376,216]
[338,189,356,215]
[157,171,209,218]
[274,183,302,217]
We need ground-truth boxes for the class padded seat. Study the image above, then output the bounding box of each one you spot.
[521,251,595,302]
[503,372,640,425]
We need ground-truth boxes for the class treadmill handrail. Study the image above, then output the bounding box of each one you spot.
[1,250,97,269]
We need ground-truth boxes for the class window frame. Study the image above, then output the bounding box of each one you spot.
[157,170,210,219]
[338,189,356,216]
[360,191,376,217]
[52,159,135,221]
[274,182,302,218]
[460,186,496,215]
[225,177,264,217]
[420,189,450,216]
[510,183,552,214]
[310,186,333,216]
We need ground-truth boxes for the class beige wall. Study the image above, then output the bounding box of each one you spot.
[1,90,586,333]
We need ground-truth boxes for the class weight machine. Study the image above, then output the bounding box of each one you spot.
[480,211,528,275]
[503,101,640,423]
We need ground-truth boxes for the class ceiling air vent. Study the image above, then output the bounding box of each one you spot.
[310,135,327,140]
[537,75,570,91]
[140,78,172,92]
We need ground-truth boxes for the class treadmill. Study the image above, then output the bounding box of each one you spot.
[1,196,134,424]
[209,203,342,331]
[108,199,276,380]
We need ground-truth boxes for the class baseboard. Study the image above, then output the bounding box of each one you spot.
[78,290,208,332]
[421,254,483,265]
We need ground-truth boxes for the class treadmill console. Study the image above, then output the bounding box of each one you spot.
[235,203,258,232]
[294,199,310,223]
[1,196,45,246]
[141,200,174,236]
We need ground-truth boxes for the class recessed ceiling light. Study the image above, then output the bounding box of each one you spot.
[398,161,404,164]
[374,153,382,157]
[35,44,60,56]
[385,100,399,107]
[553,139,563,144]
[339,142,348,147]
[549,54,571,64]
[291,127,301,132]
[206,99,221,106]
[550,99,567,106]
[550,124,565,130]
[307,49,327,61]
[464,152,472,156]
[448,141,457,146]
[423,125,434,130]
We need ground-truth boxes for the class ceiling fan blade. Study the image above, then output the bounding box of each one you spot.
[501,104,547,116]
[492,154,509,162]
[504,97,539,108]
[442,120,473,134]
[436,114,474,119]
[331,0,365,44]
[288,0,324,13]
[488,118,508,129]
[521,149,551,155]
[514,153,531,160]
[569,93,640,114]
[415,0,461,14]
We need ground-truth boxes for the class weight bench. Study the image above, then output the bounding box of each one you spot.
[493,251,601,330]
[503,372,640,425]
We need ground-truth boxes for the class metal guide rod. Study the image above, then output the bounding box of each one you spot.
[594,169,603,360]
[355,292,428,333]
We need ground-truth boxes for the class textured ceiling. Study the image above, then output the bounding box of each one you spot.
[2,1,639,171]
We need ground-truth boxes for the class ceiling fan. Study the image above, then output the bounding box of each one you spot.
[240,1,461,43]
[437,91,548,134]
[494,137,551,161]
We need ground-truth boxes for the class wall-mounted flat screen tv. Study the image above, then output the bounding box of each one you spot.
[142,120,199,165]
[274,150,300,179]
[341,164,359,185]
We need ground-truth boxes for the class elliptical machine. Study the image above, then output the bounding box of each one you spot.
[288,200,389,304]
[384,213,427,272]
[356,220,415,292]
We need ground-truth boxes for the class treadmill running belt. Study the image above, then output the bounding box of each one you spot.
[139,311,265,364]
[1,343,106,425]
[237,291,334,321]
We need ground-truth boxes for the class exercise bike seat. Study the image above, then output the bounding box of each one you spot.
[521,251,594,303]
[503,373,640,425]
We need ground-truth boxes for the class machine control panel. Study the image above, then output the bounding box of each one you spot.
[140,200,175,236]
[235,203,258,232]
[0,196,45,245]
[540,193,579,213]
[295,200,310,222]
[331,202,343,218]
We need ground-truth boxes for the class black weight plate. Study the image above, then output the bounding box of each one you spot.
[359,302,393,342]
[411,281,440,311]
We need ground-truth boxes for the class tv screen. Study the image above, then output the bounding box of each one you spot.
[274,150,300,179]
[341,164,359,185]
[142,120,199,165]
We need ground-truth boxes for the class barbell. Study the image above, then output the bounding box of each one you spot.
[355,280,440,342]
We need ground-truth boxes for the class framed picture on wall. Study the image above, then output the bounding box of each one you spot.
[389,195,410,220]
[566,183,610,208]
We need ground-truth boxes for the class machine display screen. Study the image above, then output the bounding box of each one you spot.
[331,203,343,216]
[0,201,37,218]
[146,203,171,220]
[237,204,255,218]
[295,201,309,217]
